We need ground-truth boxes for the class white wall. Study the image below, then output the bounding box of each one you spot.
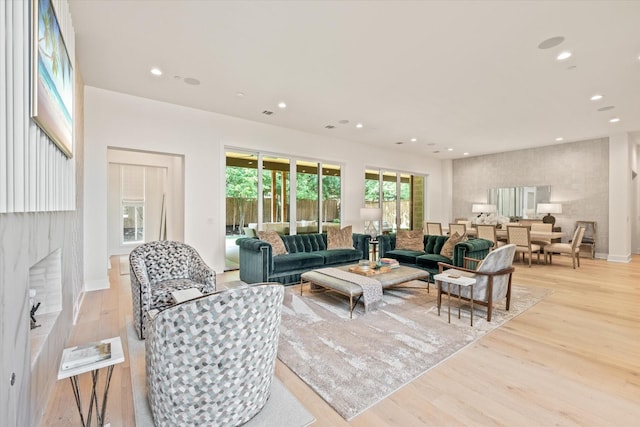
[84,87,449,286]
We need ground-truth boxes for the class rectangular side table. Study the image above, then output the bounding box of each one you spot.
[434,272,477,326]
[58,337,125,427]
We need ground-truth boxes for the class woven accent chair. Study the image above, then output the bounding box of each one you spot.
[146,284,284,427]
[437,244,516,322]
[476,224,504,250]
[425,222,443,236]
[507,226,541,267]
[544,226,586,268]
[449,223,467,236]
[129,240,216,339]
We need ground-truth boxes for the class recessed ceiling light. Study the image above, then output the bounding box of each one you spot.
[609,117,620,123]
[278,101,287,109]
[427,143,436,146]
[338,119,350,124]
[463,152,469,156]
[395,141,404,145]
[433,150,440,154]
[355,123,363,129]
[150,67,163,76]
[410,138,417,142]
[236,92,245,98]
[590,94,603,101]
[324,125,335,129]
[538,36,565,50]
[597,105,615,112]
[555,137,564,142]
[556,51,572,61]
[262,110,274,115]
[447,148,453,152]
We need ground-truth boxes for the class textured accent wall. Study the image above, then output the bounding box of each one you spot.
[452,138,609,255]
[0,1,83,425]
[0,0,76,213]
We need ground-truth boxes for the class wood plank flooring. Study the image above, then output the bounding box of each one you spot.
[42,254,640,426]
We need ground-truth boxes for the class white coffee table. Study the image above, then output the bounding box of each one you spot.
[434,271,477,326]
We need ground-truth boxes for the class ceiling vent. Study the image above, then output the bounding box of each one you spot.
[325,125,335,129]
[262,110,274,115]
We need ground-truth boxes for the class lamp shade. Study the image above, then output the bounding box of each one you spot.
[360,207,381,220]
[471,204,496,214]
[537,203,562,214]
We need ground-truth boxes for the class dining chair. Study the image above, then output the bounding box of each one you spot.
[425,222,443,236]
[448,223,467,237]
[476,224,504,250]
[507,226,541,267]
[530,222,553,248]
[544,226,585,268]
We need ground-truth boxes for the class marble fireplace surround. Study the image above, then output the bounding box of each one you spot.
[0,212,82,427]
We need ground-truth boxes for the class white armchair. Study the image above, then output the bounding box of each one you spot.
[437,244,516,321]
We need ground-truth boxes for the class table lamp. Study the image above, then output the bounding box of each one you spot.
[537,203,562,226]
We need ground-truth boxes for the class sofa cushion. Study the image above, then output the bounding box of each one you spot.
[416,253,452,270]
[440,232,468,258]
[315,249,362,265]
[425,235,448,254]
[327,225,354,250]
[272,252,325,273]
[395,229,425,252]
[385,249,424,264]
[258,231,288,255]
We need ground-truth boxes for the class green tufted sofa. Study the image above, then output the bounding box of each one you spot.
[236,233,371,285]
[378,234,493,281]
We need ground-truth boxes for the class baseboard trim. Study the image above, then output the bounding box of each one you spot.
[606,254,632,263]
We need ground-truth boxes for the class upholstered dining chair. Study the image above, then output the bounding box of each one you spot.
[476,224,504,250]
[507,226,541,267]
[449,223,467,237]
[530,222,553,248]
[544,226,586,268]
[437,244,516,322]
[425,222,443,236]
[146,284,284,426]
[129,240,216,339]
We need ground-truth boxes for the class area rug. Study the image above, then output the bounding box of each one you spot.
[278,282,549,420]
[125,319,315,427]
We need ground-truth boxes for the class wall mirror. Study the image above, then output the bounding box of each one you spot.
[487,186,550,219]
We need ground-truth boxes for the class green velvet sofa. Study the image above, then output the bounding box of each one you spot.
[236,233,371,285]
[378,234,493,281]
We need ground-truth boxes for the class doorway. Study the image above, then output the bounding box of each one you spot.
[107,148,184,257]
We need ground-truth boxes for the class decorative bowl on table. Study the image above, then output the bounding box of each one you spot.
[358,260,371,271]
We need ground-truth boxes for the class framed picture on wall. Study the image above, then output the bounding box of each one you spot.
[30,0,74,158]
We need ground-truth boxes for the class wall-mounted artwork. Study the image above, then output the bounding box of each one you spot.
[31,0,74,158]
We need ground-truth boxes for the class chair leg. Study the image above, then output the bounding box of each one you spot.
[577,252,581,267]
[572,253,576,269]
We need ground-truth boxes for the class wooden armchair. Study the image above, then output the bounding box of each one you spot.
[437,244,516,321]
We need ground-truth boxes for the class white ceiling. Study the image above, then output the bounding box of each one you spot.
[68,0,640,159]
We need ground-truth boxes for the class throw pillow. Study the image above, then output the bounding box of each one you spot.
[257,231,288,256]
[327,225,354,250]
[395,229,425,252]
[440,231,468,259]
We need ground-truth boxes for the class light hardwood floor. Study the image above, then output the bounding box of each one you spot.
[43,254,640,426]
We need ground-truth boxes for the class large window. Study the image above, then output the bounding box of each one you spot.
[225,150,343,269]
[365,168,425,233]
